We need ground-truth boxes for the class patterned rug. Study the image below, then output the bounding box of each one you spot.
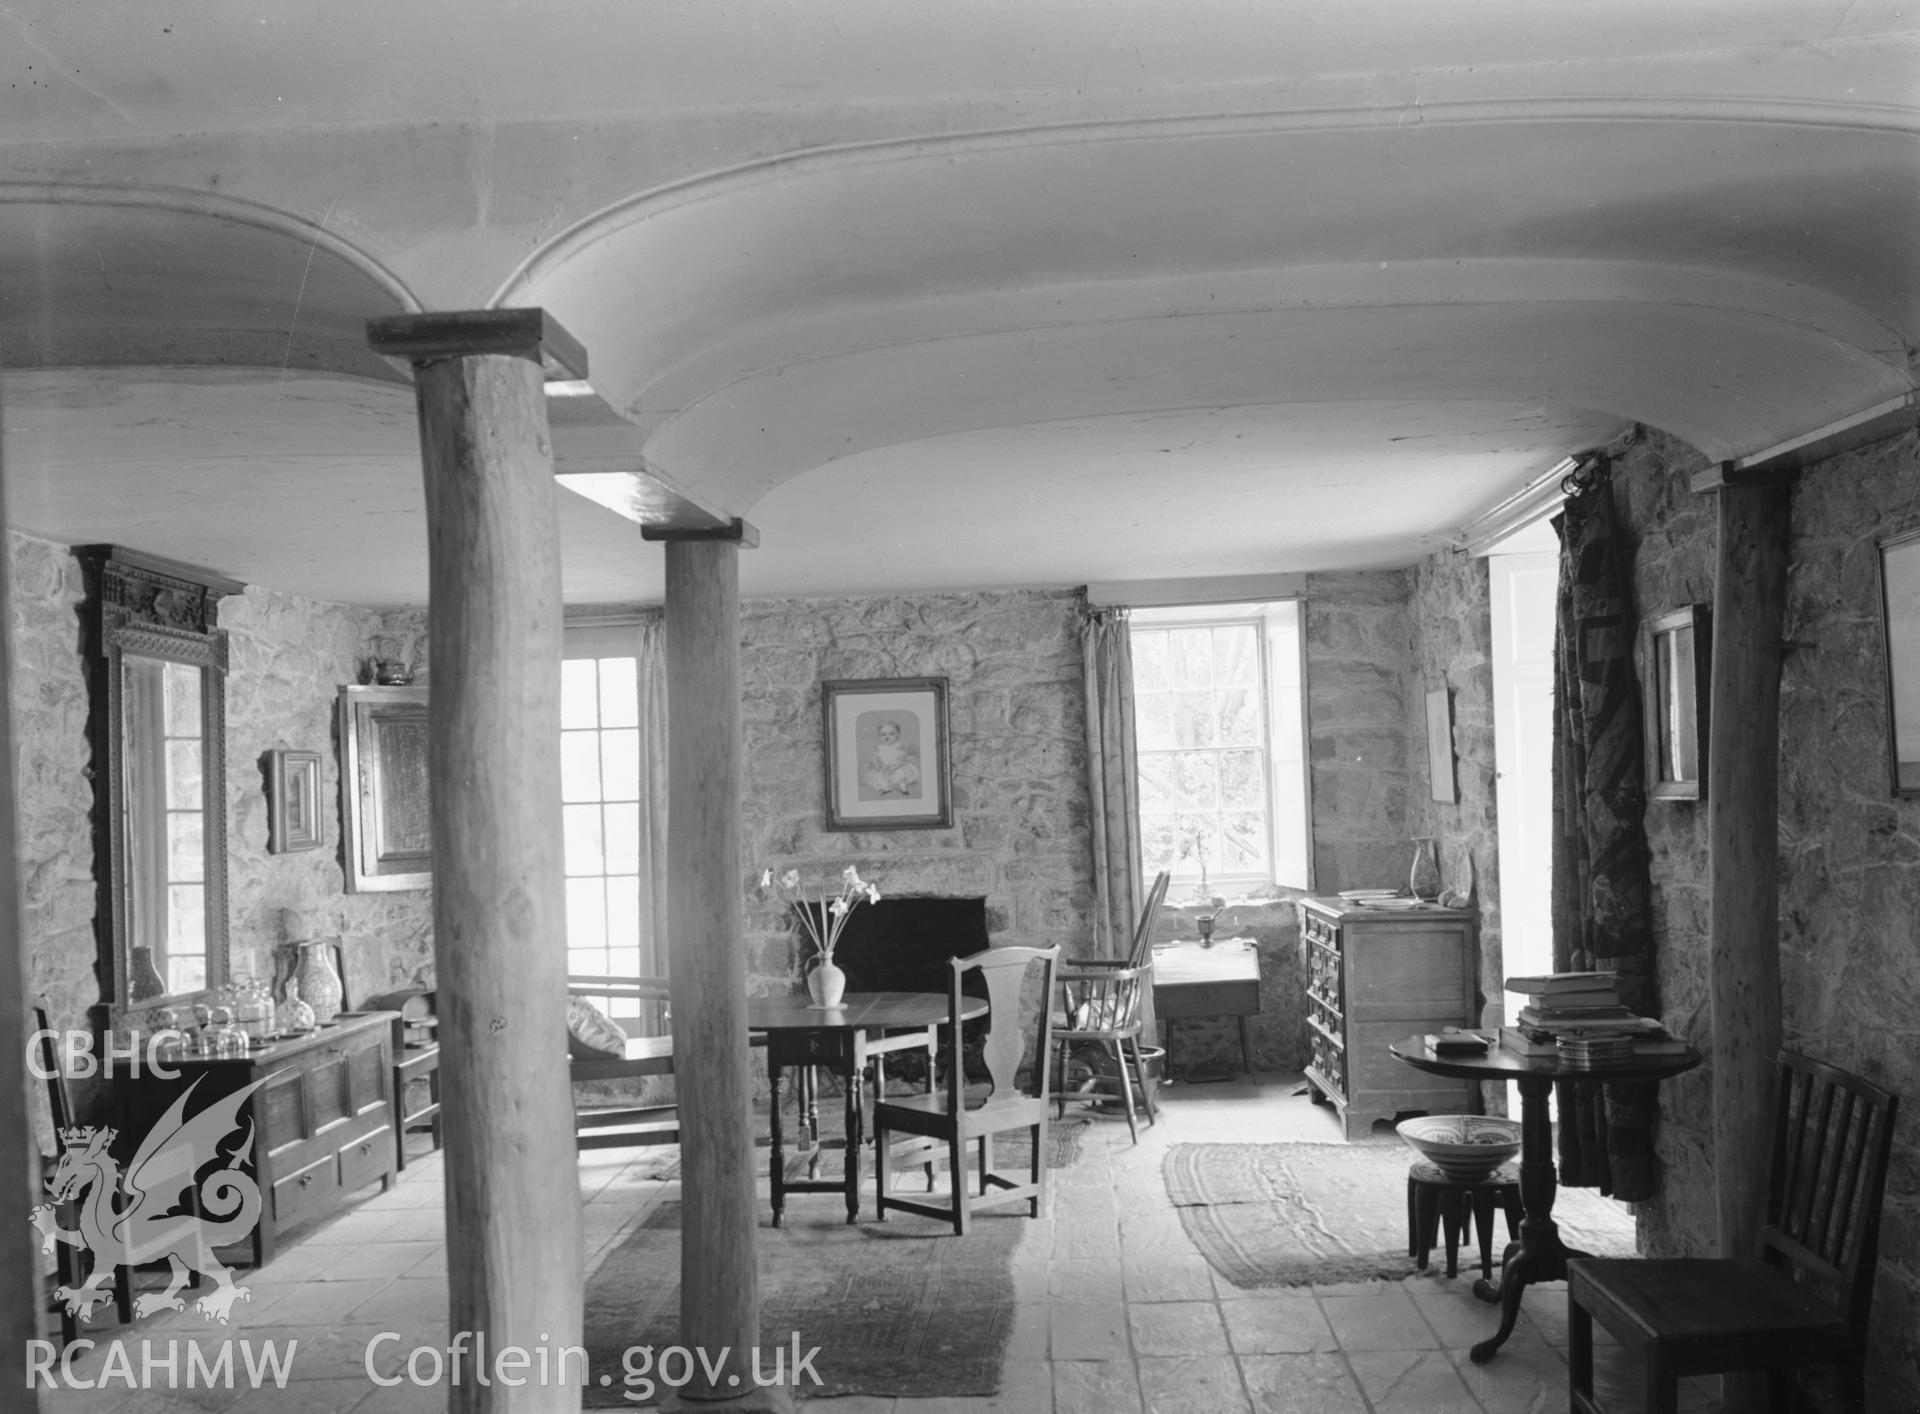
[1164,1141,1637,1289]
[581,1201,1023,1405]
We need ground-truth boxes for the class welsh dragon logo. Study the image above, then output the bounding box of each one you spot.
[31,1075,269,1324]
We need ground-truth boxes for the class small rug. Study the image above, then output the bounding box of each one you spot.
[582,1203,1022,1405]
[1164,1141,1637,1289]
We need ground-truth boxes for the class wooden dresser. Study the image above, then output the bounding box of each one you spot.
[118,1010,398,1266]
[1299,896,1478,1139]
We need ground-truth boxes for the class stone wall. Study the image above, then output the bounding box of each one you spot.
[740,590,1092,990]
[10,533,97,1041]
[1406,550,1500,1033]
[1602,425,1920,1409]
[8,529,432,1066]
[1304,570,1418,893]
[219,590,434,1005]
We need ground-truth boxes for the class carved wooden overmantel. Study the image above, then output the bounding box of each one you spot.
[77,545,244,1032]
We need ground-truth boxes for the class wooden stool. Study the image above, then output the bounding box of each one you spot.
[1406,1160,1521,1279]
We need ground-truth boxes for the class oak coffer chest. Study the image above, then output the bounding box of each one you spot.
[118,1010,398,1265]
[1299,896,1478,1139]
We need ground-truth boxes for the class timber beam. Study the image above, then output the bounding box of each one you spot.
[1692,391,1919,491]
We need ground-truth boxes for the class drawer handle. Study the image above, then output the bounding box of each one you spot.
[298,1173,314,1188]
[358,1142,372,1156]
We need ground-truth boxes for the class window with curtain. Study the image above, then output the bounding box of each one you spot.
[562,627,643,1021]
[1130,600,1310,893]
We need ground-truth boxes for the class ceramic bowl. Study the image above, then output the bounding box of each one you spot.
[1395,1114,1522,1180]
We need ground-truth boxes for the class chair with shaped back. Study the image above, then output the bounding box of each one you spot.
[1567,1050,1900,1414]
[32,1002,134,1342]
[873,945,1060,1236]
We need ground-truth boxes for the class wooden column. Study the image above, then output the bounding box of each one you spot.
[1704,478,1791,1261]
[661,533,761,1402]
[369,310,582,1413]
[0,407,46,1404]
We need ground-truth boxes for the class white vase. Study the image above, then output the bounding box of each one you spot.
[295,939,344,1023]
[807,959,847,1009]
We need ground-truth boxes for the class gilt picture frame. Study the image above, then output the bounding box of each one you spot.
[1877,528,1920,796]
[268,748,323,853]
[822,676,952,830]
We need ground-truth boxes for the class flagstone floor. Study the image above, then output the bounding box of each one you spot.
[36,1072,1722,1413]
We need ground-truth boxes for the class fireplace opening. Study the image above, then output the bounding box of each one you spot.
[822,895,990,995]
[798,895,992,1088]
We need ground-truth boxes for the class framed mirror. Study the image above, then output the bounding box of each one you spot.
[339,684,432,891]
[82,546,243,1023]
[1639,603,1712,801]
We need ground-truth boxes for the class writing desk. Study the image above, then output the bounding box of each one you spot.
[1389,1036,1701,1362]
[749,991,986,1226]
[1152,939,1260,1077]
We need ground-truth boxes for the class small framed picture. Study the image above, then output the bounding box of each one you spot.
[1425,688,1456,804]
[822,677,952,830]
[1878,529,1920,796]
[269,748,323,853]
[1639,604,1712,801]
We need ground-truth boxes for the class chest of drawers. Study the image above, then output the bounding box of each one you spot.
[1299,896,1477,1139]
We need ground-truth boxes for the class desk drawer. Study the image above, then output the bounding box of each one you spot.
[768,1030,853,1068]
[1155,979,1260,1019]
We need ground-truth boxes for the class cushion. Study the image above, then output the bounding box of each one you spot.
[566,996,628,1058]
[1067,996,1128,1031]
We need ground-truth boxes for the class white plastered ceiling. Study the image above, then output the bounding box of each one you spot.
[1,1,1917,607]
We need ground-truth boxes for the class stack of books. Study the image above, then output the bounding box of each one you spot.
[1423,1027,1491,1057]
[1499,972,1686,1058]
[1555,1033,1636,1068]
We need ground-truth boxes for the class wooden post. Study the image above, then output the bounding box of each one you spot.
[370,310,581,1413]
[1704,477,1790,1414]
[0,403,46,1405]
[662,534,762,1402]
[1705,479,1790,1255]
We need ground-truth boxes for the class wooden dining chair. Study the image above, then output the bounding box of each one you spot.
[1567,1051,1900,1414]
[873,946,1060,1235]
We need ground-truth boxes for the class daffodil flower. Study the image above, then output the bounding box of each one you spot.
[759,864,884,967]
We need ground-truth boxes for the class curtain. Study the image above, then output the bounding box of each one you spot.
[1549,458,1659,1200]
[634,617,672,1036]
[1082,604,1143,963]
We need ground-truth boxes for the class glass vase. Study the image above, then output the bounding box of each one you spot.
[1409,837,1442,902]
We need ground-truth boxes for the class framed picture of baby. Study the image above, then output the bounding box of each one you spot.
[821,676,953,830]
